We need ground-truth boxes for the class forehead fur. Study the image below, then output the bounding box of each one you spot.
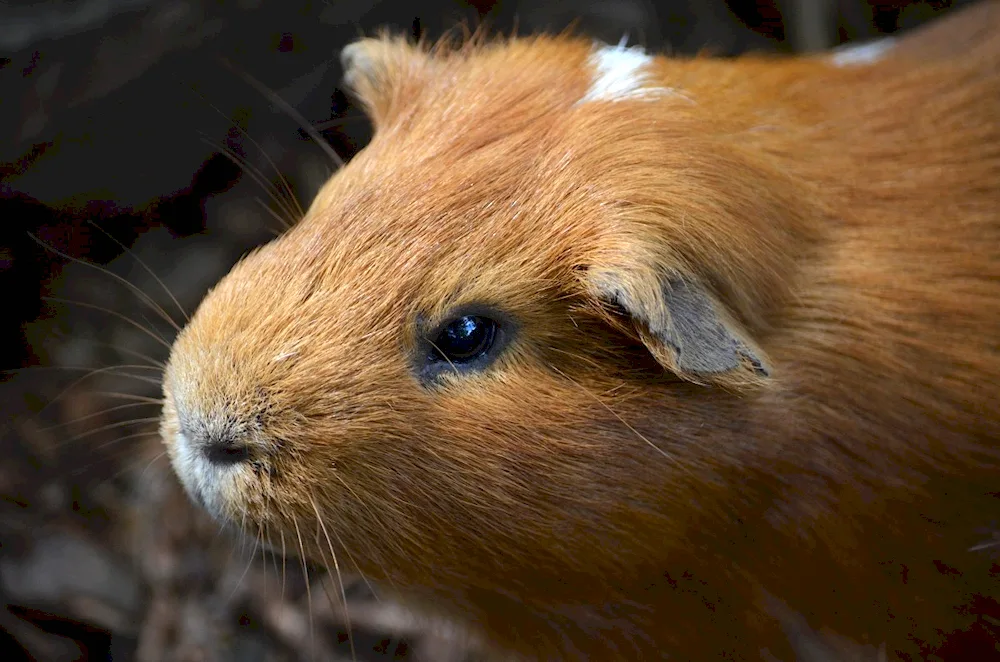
[340,34,595,131]
[322,33,813,317]
[301,37,674,304]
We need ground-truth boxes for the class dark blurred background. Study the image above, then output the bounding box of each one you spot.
[0,1,982,660]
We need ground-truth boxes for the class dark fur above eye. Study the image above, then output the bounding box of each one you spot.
[417,307,513,383]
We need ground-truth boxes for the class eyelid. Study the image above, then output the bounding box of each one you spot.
[421,303,503,336]
[412,304,518,385]
[429,315,497,363]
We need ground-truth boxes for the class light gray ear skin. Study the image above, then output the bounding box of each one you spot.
[659,277,770,378]
[598,273,770,384]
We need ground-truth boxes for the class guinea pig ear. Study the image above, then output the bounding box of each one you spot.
[340,36,432,129]
[587,265,771,391]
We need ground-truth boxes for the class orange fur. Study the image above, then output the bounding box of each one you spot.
[161,2,1000,659]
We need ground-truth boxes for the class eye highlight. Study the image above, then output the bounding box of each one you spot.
[430,315,498,364]
[417,307,513,383]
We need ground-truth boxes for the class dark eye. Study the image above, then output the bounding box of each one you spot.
[430,315,498,364]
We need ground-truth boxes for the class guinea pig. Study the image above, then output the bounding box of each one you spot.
[159,1,1000,659]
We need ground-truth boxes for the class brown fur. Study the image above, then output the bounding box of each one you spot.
[160,2,1000,659]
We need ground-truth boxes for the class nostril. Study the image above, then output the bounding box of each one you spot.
[203,440,251,466]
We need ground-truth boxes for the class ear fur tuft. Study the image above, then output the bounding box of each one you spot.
[340,35,431,130]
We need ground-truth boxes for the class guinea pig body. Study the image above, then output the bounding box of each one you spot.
[161,2,1000,660]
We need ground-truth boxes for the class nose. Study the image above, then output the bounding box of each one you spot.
[202,435,252,466]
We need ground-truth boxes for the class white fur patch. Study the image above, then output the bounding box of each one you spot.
[829,38,896,67]
[171,430,238,523]
[579,38,675,104]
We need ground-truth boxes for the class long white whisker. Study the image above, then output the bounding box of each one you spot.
[90,391,164,405]
[5,366,163,440]
[28,233,182,333]
[40,330,167,370]
[59,416,162,445]
[38,401,161,431]
[66,431,162,475]
[89,341,167,369]
[140,451,167,479]
[292,516,316,662]
[189,91,306,221]
[310,494,356,662]
[111,447,167,483]
[330,471,394,595]
[196,133,298,229]
[86,220,191,324]
[229,518,262,601]
[279,528,288,607]
[41,296,173,352]
[220,58,346,168]
[328,515,379,603]
[92,429,163,452]
[254,197,294,235]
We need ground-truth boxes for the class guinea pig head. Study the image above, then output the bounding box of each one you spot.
[160,35,812,601]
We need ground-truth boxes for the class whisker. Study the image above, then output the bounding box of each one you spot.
[38,330,167,370]
[91,391,164,405]
[100,372,163,388]
[13,364,165,394]
[28,233,182,334]
[263,519,277,601]
[238,507,250,557]
[5,363,162,376]
[326,513,379,604]
[259,493,278,603]
[89,341,167,369]
[317,577,355,656]
[329,471,395,595]
[229,518,262,602]
[67,430,162,474]
[41,296,174,352]
[60,417,163,445]
[311,113,370,132]
[292,516,316,662]
[310,494,356,662]
[138,450,167,480]
[187,89,306,221]
[47,417,160,448]
[86,220,191,324]
[427,337,460,376]
[196,133,298,229]
[226,509,249,590]
[2,366,162,440]
[279,528,288,608]
[125,447,166,585]
[111,448,167,484]
[550,365,689,473]
[254,197,295,235]
[212,510,231,543]
[38,401,162,431]
[219,58,346,168]
[969,539,1000,552]
[547,346,608,372]
[91,364,161,371]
